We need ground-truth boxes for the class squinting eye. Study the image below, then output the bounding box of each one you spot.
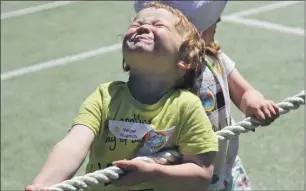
[130,23,139,28]
[154,23,165,27]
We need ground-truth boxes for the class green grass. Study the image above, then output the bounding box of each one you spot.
[1,1,304,190]
[247,3,305,28]
[221,1,274,15]
[0,1,52,13]
[1,1,134,71]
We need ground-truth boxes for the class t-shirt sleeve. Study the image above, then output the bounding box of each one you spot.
[219,52,235,77]
[178,99,219,155]
[72,87,103,136]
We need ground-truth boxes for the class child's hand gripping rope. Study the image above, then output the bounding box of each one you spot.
[243,98,279,133]
[240,90,280,126]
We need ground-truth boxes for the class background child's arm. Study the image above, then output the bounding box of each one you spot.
[26,125,94,188]
[228,68,279,124]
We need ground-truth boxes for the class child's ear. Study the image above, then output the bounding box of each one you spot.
[177,61,191,70]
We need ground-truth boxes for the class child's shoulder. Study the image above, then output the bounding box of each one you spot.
[216,50,235,68]
[96,81,127,96]
[166,89,205,121]
[98,81,126,89]
[171,89,201,107]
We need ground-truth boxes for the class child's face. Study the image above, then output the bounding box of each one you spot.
[122,7,183,72]
[201,17,221,45]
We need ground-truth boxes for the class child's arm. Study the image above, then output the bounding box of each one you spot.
[228,68,279,125]
[26,125,94,189]
[112,152,215,190]
[154,152,215,190]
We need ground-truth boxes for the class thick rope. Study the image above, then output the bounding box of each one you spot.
[48,90,305,191]
[215,90,305,140]
[48,150,181,191]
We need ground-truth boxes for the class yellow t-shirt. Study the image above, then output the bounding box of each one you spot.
[73,81,218,191]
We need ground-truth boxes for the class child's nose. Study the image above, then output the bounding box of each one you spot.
[136,25,151,34]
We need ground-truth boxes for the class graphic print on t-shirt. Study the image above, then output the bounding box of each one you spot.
[138,126,176,155]
[199,66,227,131]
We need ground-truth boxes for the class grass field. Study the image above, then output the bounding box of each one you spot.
[1,1,304,190]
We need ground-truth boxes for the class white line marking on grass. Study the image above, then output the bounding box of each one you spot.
[1,1,77,20]
[223,16,304,36]
[227,1,302,17]
[1,1,304,81]
[1,43,122,81]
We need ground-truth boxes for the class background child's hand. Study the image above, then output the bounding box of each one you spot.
[111,159,158,187]
[241,90,280,126]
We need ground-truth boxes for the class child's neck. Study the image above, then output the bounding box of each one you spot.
[127,73,175,105]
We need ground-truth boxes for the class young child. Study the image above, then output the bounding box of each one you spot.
[25,2,219,191]
[134,1,280,191]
